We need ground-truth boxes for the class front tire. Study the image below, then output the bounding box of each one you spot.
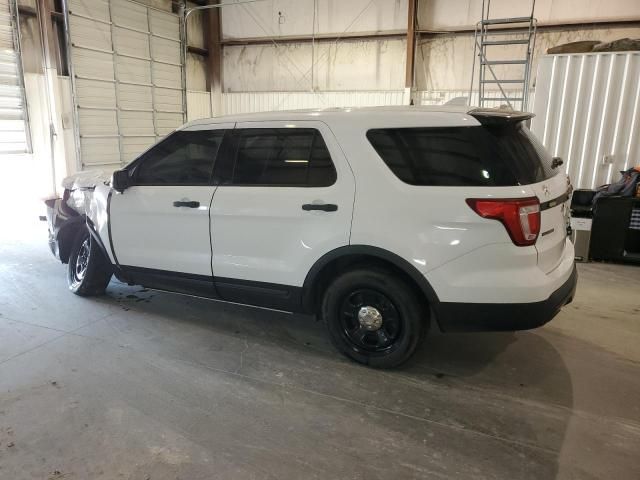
[321,268,427,368]
[67,229,112,296]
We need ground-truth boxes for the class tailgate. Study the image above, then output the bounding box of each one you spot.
[468,110,572,274]
[529,173,571,273]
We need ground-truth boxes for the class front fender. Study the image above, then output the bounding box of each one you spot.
[45,192,112,266]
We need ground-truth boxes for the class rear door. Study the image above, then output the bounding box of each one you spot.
[209,121,355,310]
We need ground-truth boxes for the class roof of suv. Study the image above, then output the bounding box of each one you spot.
[182,106,532,130]
[183,105,469,126]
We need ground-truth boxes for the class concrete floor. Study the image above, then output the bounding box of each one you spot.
[1,214,640,480]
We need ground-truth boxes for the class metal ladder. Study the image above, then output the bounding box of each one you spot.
[469,0,537,111]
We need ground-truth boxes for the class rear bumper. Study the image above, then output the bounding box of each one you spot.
[435,264,577,332]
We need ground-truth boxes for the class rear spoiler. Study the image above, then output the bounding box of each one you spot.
[467,107,534,125]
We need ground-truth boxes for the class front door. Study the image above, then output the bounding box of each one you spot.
[209,121,356,310]
[109,123,232,294]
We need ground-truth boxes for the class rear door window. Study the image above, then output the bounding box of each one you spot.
[366,125,556,187]
[217,128,337,187]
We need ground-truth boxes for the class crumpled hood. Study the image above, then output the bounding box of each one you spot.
[61,170,112,190]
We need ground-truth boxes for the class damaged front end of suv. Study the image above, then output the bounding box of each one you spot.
[44,170,113,266]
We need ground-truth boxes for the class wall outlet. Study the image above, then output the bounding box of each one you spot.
[602,154,614,165]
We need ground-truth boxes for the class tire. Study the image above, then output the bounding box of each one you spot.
[321,268,427,368]
[67,228,113,296]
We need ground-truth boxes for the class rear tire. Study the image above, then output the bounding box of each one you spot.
[321,268,427,368]
[67,229,112,296]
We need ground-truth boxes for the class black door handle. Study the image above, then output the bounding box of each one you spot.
[302,203,338,212]
[173,200,200,208]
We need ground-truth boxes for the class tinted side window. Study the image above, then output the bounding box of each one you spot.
[367,127,519,187]
[493,125,557,184]
[228,128,336,187]
[367,125,557,187]
[134,130,225,185]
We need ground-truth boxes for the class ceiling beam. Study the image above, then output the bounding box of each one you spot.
[221,31,406,46]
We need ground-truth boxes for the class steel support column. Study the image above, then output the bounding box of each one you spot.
[204,0,222,115]
[405,0,417,103]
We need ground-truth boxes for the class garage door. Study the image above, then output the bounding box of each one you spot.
[0,0,29,154]
[68,0,184,170]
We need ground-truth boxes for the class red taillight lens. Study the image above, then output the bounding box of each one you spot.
[466,197,541,247]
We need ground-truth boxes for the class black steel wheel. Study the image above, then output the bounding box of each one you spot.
[322,268,427,368]
[67,229,113,296]
[340,289,402,354]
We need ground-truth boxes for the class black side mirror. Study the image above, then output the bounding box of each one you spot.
[112,169,131,193]
[551,157,564,169]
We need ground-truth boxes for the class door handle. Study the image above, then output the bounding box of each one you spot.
[173,200,200,208]
[302,203,338,212]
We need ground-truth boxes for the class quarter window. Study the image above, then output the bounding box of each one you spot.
[367,125,557,187]
[134,130,226,185]
[226,128,336,187]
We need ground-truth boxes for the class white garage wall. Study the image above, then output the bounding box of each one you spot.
[418,0,640,30]
[67,0,185,170]
[531,52,640,189]
[222,0,407,39]
[416,25,640,91]
[223,38,406,92]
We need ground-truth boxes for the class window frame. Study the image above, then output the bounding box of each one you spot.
[214,127,338,188]
[126,129,229,187]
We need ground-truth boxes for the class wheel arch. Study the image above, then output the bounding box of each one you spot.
[57,216,110,266]
[302,245,440,318]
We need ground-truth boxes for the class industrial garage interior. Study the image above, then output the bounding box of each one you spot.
[1,0,640,478]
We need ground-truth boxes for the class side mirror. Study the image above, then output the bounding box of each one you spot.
[112,169,131,193]
[551,157,564,169]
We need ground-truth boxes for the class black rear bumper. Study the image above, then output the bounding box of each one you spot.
[435,265,578,332]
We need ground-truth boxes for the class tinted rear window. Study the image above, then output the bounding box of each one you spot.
[366,125,556,187]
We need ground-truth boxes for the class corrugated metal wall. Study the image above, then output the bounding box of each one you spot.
[68,0,185,170]
[221,90,408,115]
[531,52,640,189]
[186,90,212,120]
[0,0,28,154]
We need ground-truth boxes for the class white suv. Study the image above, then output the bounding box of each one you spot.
[45,106,577,368]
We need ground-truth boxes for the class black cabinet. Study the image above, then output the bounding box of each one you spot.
[590,197,640,264]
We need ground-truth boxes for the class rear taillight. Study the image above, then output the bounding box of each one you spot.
[466,197,541,247]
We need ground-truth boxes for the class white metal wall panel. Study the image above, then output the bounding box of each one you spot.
[149,9,179,40]
[0,0,28,153]
[118,83,152,111]
[119,110,154,136]
[71,49,114,80]
[68,0,185,170]
[117,56,151,84]
[78,108,118,136]
[68,15,112,51]
[75,78,115,109]
[68,0,109,22]
[155,112,183,135]
[155,87,182,112]
[121,136,152,160]
[151,36,180,64]
[221,90,408,115]
[152,62,181,89]
[113,27,149,58]
[532,53,640,189]
[81,137,120,167]
[111,0,147,31]
[186,90,212,121]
